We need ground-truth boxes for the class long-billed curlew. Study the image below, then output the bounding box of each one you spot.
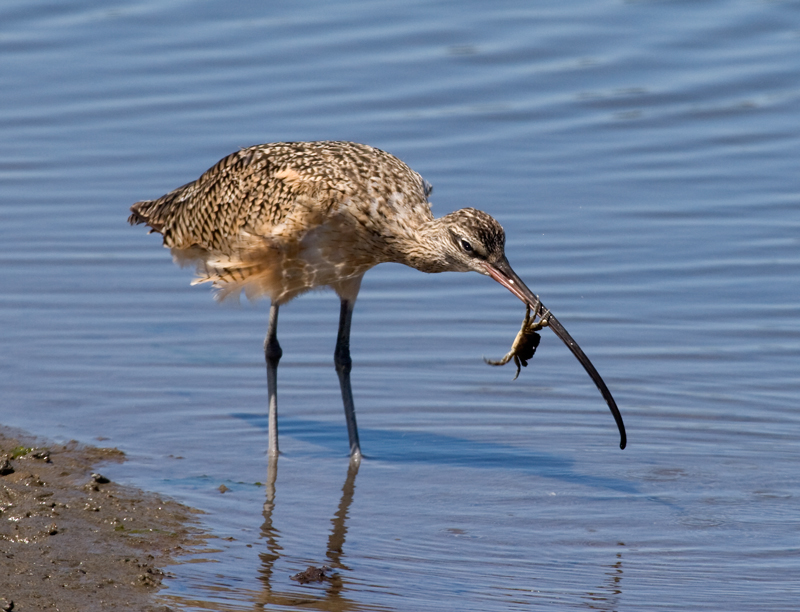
[129,141,626,460]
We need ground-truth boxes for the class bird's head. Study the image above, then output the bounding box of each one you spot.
[437,208,508,274]
[437,209,538,309]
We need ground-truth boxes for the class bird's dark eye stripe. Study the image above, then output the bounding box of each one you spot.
[461,239,473,252]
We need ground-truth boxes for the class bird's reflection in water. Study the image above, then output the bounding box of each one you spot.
[256,455,625,611]
[257,456,374,611]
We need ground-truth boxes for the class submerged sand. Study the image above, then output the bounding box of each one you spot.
[0,426,205,612]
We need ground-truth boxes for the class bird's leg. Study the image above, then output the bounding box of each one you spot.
[334,299,362,462]
[265,302,282,457]
[485,305,549,380]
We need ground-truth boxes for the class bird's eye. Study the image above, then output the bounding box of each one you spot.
[460,239,473,253]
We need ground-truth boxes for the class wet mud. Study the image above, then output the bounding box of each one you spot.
[0,427,205,612]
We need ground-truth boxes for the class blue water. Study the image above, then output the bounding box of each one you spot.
[2,0,799,610]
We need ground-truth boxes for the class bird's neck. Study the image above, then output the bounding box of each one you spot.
[390,216,456,274]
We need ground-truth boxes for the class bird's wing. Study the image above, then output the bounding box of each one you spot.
[128,143,330,253]
[129,141,434,253]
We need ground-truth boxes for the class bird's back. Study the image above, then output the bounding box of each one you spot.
[129,141,434,302]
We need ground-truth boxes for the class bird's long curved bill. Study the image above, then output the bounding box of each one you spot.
[485,258,627,450]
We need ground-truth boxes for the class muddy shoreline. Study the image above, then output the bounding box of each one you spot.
[0,426,205,612]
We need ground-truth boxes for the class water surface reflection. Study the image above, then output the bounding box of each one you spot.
[582,542,624,612]
[257,457,385,611]
[250,451,631,612]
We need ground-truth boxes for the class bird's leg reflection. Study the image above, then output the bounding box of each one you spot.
[258,453,282,595]
[257,455,363,610]
[327,459,359,569]
[321,458,360,599]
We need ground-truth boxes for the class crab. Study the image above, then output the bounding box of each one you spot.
[485,305,550,380]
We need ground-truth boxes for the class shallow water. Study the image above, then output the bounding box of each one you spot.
[2,0,799,610]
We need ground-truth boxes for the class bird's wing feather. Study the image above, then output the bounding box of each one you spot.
[129,141,433,252]
[128,144,324,253]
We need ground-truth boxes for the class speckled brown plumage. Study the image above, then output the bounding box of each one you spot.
[128,140,503,304]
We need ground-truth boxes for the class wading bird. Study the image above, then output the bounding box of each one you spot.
[129,141,626,460]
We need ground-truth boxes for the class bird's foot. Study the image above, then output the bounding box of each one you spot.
[484,306,546,379]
